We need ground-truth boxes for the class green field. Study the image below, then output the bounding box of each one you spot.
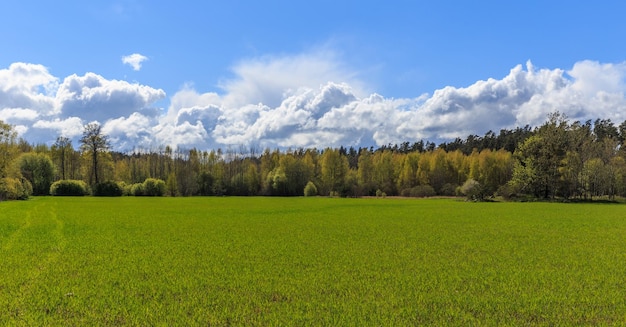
[1,197,626,326]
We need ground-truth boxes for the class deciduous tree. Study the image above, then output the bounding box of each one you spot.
[0,120,18,179]
[16,152,56,195]
[52,136,72,180]
[320,148,348,195]
[80,123,110,185]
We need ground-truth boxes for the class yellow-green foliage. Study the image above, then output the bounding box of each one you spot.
[0,177,32,200]
[142,178,166,196]
[50,180,89,196]
[15,152,56,195]
[303,181,317,196]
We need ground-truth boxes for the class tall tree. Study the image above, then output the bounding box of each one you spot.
[320,148,349,195]
[427,148,451,194]
[593,118,619,141]
[397,152,420,192]
[80,123,110,185]
[0,120,18,179]
[52,136,72,180]
[372,150,397,195]
[0,120,33,200]
[243,159,261,195]
[357,149,375,195]
[512,113,569,198]
[279,153,314,196]
[16,152,56,195]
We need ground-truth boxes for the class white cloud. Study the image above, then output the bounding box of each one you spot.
[0,62,58,115]
[32,117,84,139]
[162,58,626,150]
[122,53,148,71]
[12,125,28,136]
[55,72,165,122]
[153,120,210,150]
[220,51,365,108]
[0,108,39,122]
[103,112,156,150]
[3,57,626,151]
[569,60,626,95]
[0,63,164,146]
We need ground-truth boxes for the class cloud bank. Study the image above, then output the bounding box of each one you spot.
[1,56,626,152]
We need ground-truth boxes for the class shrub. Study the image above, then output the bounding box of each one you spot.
[401,185,436,198]
[130,183,145,196]
[117,181,131,196]
[303,181,318,197]
[375,189,383,198]
[0,177,32,200]
[410,185,436,197]
[439,183,458,196]
[50,180,89,196]
[93,181,124,196]
[143,178,166,196]
[496,183,518,200]
[461,179,483,201]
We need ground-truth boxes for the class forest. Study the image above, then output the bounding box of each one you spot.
[2,112,626,201]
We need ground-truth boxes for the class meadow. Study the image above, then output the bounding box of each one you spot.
[1,197,626,326]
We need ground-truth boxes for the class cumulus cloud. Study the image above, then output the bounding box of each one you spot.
[55,72,165,122]
[2,56,626,151]
[0,108,39,122]
[0,63,164,147]
[162,58,626,150]
[154,120,211,150]
[32,117,84,138]
[0,62,58,116]
[220,51,365,108]
[122,53,148,71]
[103,112,156,150]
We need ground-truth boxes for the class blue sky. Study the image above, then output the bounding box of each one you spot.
[2,1,626,150]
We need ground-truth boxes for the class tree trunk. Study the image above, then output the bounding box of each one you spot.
[93,148,99,185]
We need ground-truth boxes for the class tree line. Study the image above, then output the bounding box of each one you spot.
[2,112,626,201]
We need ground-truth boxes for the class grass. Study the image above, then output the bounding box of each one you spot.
[1,197,626,325]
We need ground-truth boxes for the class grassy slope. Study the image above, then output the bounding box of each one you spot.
[1,197,626,325]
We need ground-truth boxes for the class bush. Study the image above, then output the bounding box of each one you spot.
[50,180,89,196]
[400,185,436,197]
[411,185,436,197]
[461,179,483,201]
[130,183,145,196]
[143,178,166,196]
[496,183,518,200]
[439,183,458,196]
[329,190,341,197]
[117,181,131,196]
[303,181,318,197]
[375,189,387,198]
[0,177,32,200]
[93,181,124,196]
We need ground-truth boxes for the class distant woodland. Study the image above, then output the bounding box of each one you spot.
[2,112,626,201]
